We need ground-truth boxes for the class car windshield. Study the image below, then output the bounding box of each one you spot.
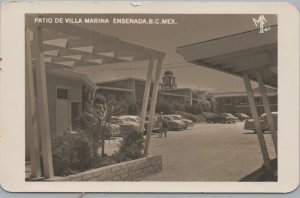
[239,113,248,117]
[164,117,172,121]
[110,117,123,124]
[260,113,277,120]
[122,117,140,123]
[221,113,234,118]
[170,115,181,120]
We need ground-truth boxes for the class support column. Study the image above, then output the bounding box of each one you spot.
[32,26,54,178]
[25,28,42,178]
[243,74,272,171]
[144,58,163,155]
[132,79,136,104]
[139,58,155,134]
[256,71,278,155]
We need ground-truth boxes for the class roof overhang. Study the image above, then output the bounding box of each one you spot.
[27,13,165,72]
[177,26,277,88]
[47,69,97,89]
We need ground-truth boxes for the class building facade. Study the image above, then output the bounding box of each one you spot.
[208,87,278,115]
[159,70,207,106]
[26,69,95,159]
[96,77,154,111]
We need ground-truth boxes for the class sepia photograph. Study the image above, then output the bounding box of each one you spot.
[1,1,299,193]
[25,13,278,182]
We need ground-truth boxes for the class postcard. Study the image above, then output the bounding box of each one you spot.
[0,1,299,193]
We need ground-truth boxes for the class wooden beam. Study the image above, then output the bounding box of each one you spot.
[32,26,54,178]
[43,44,127,64]
[37,22,165,58]
[139,58,155,134]
[97,86,134,92]
[144,58,163,155]
[25,28,42,178]
[160,92,186,97]
[256,71,278,155]
[243,74,272,171]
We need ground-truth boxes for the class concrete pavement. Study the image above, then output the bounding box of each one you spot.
[143,122,276,181]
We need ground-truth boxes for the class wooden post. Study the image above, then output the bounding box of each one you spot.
[256,71,278,155]
[139,58,155,134]
[31,26,54,178]
[144,58,163,155]
[243,74,272,170]
[25,28,42,178]
[132,79,136,104]
[190,91,193,105]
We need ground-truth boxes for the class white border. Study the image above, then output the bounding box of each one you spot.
[0,1,299,193]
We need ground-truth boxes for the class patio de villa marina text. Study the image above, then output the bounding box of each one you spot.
[34,17,178,25]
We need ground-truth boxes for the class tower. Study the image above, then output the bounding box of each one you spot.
[162,70,177,90]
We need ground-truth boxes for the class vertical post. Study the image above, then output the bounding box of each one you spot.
[139,58,155,133]
[256,71,278,155]
[32,26,54,178]
[190,91,193,105]
[25,28,42,178]
[144,58,163,155]
[132,79,136,104]
[243,74,272,170]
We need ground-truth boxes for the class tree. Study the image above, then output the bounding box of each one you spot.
[83,93,125,157]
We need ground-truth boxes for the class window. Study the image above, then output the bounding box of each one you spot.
[254,97,262,105]
[57,88,68,99]
[268,96,277,104]
[224,97,231,105]
[238,97,247,105]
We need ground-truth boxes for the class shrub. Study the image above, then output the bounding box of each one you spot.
[51,131,93,176]
[113,129,145,163]
[156,102,173,114]
[173,102,185,112]
[185,104,203,115]
[91,156,116,169]
[173,111,206,123]
[128,103,139,115]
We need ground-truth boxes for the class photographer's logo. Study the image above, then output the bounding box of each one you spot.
[252,15,271,33]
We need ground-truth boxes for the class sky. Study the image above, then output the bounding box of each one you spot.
[49,14,277,92]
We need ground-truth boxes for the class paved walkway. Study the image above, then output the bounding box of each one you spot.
[144,122,276,181]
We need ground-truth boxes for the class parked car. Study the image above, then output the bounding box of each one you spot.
[109,115,144,135]
[163,115,186,131]
[244,112,278,133]
[207,113,238,124]
[166,114,194,128]
[235,113,250,121]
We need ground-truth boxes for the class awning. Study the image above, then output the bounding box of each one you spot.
[177,26,277,88]
[27,14,165,70]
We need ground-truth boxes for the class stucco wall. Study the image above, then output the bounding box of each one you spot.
[46,74,83,135]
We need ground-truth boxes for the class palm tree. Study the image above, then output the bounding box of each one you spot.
[83,93,125,157]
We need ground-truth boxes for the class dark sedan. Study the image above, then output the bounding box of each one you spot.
[207,113,238,124]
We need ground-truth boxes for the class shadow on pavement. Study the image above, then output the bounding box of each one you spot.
[239,158,277,182]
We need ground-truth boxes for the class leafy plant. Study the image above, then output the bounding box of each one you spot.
[51,131,92,176]
[113,129,145,163]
